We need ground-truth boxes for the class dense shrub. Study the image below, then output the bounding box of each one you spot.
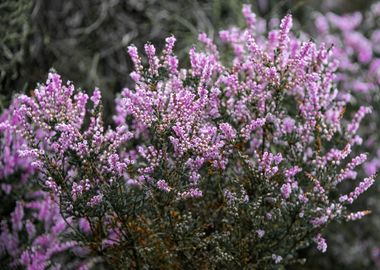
[0,5,375,269]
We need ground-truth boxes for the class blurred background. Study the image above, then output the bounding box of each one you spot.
[0,0,375,117]
[0,0,379,269]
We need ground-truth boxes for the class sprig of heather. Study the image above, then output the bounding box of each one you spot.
[1,4,374,269]
[313,3,380,176]
[0,101,93,269]
[308,4,380,268]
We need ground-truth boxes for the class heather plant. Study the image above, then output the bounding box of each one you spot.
[0,102,96,269]
[295,3,380,269]
[0,4,376,269]
[314,2,380,174]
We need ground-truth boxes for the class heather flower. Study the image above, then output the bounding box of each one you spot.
[346,210,371,221]
[335,153,367,184]
[346,106,372,139]
[281,183,292,199]
[1,4,375,269]
[256,229,265,238]
[278,14,293,52]
[156,179,171,192]
[272,254,283,264]
[339,175,376,204]
[314,233,327,253]
[242,4,256,31]
[90,88,101,108]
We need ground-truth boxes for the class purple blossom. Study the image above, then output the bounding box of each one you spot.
[90,88,102,107]
[281,183,292,199]
[346,210,371,221]
[314,233,327,253]
[339,174,376,204]
[157,179,171,192]
[272,254,283,264]
[219,122,237,140]
[256,229,265,238]
[278,14,293,51]
[346,106,372,138]
[178,187,203,199]
[88,194,104,207]
[242,4,256,30]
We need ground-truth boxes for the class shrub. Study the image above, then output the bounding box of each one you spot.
[0,5,374,269]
